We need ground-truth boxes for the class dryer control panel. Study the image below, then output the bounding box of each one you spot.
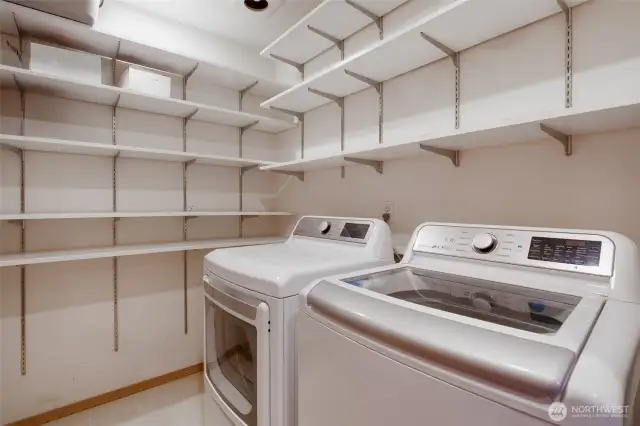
[413,225,615,277]
[293,217,374,244]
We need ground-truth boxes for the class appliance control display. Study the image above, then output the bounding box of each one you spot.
[340,223,370,240]
[527,237,602,266]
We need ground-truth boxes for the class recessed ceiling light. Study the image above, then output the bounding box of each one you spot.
[244,0,269,11]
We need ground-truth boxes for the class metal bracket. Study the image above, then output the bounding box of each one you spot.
[540,124,572,156]
[113,93,121,108]
[241,214,259,220]
[556,0,572,108]
[344,70,382,93]
[343,157,383,174]
[12,74,24,94]
[185,158,197,167]
[270,170,305,182]
[308,88,344,107]
[7,219,23,226]
[270,54,304,74]
[269,106,304,122]
[184,108,199,123]
[114,151,121,159]
[239,80,259,111]
[185,215,199,221]
[345,0,382,35]
[3,144,23,156]
[241,164,260,175]
[308,25,344,55]
[421,32,460,128]
[419,145,460,167]
[185,63,199,84]
[420,33,459,67]
[8,13,24,66]
[240,120,260,136]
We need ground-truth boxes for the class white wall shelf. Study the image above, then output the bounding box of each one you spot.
[0,135,274,168]
[0,1,289,98]
[0,212,292,221]
[0,65,296,134]
[261,0,586,113]
[261,99,640,173]
[0,237,285,268]
[261,0,408,66]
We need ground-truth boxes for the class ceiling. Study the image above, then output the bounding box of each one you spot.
[113,0,322,49]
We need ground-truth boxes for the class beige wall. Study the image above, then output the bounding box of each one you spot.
[274,0,640,247]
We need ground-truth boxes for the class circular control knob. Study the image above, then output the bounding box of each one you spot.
[471,293,494,312]
[318,220,331,234]
[472,233,497,253]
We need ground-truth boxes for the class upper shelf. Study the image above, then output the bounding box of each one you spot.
[261,0,409,65]
[0,135,274,168]
[0,65,296,133]
[261,98,640,173]
[0,1,289,98]
[0,211,292,221]
[262,0,587,113]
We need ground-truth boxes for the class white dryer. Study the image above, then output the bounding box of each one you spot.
[298,223,640,426]
[202,216,393,426]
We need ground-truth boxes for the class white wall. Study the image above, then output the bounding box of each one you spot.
[0,58,284,424]
[275,1,640,248]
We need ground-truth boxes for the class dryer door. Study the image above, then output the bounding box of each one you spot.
[204,274,270,426]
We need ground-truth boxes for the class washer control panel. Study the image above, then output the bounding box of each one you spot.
[413,224,615,277]
[293,217,374,244]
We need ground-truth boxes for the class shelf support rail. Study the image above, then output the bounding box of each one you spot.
[13,79,27,375]
[344,70,383,144]
[419,145,460,167]
[345,0,382,37]
[540,124,572,156]
[110,56,120,352]
[343,157,383,174]
[556,0,572,108]
[420,32,460,129]
[307,26,344,56]
[6,13,24,66]
[269,106,304,122]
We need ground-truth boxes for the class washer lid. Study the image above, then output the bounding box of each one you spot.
[204,240,387,298]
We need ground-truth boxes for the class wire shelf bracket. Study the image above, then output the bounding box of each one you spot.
[419,145,460,167]
[308,25,344,56]
[269,106,304,122]
[344,70,381,93]
[240,120,260,136]
[241,164,260,175]
[540,124,572,156]
[239,80,259,110]
[270,54,304,74]
[343,157,383,174]
[345,0,382,34]
[308,88,344,108]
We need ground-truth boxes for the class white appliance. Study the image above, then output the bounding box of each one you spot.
[298,223,640,426]
[203,216,394,426]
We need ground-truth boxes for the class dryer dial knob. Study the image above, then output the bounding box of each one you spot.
[472,233,497,253]
[471,293,495,312]
[318,220,331,234]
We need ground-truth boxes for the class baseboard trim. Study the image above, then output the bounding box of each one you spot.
[6,363,204,426]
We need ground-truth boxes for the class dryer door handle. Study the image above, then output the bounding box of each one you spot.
[204,274,262,320]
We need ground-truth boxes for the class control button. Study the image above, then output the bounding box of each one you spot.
[472,233,497,254]
[471,293,494,312]
[318,220,331,234]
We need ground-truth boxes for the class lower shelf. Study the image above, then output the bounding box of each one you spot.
[0,237,285,267]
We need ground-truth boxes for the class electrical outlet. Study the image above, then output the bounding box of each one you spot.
[383,202,394,214]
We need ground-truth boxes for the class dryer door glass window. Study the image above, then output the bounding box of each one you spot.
[343,267,580,335]
[205,296,258,426]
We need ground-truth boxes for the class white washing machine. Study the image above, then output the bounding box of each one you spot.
[202,216,393,426]
[297,222,640,426]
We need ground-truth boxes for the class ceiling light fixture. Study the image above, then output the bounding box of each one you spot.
[244,0,269,11]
